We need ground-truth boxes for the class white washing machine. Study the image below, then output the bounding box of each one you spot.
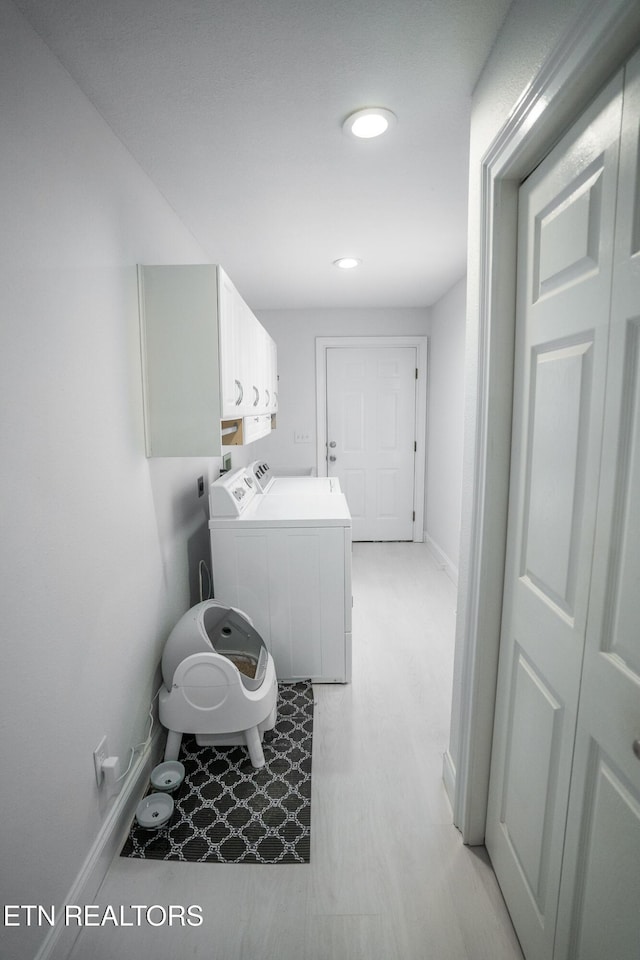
[209,466,352,683]
[248,460,341,495]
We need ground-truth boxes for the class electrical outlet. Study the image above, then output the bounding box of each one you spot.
[197,476,205,497]
[294,430,312,443]
[93,735,108,786]
[223,453,232,471]
[101,756,122,797]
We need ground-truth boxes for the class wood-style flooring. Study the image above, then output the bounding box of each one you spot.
[70,542,523,960]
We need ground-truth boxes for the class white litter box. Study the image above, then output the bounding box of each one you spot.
[158,600,278,768]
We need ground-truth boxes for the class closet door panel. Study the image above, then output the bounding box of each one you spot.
[554,51,640,960]
[484,72,624,960]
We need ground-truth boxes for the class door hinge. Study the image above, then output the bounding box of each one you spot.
[414,441,417,452]
[412,511,416,521]
[415,367,418,379]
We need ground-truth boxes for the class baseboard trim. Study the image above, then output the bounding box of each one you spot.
[34,726,164,960]
[442,749,456,813]
[425,535,459,586]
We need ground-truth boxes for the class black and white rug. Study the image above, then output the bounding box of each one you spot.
[121,682,313,864]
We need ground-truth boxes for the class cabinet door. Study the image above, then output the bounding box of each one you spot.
[218,269,246,417]
[245,312,275,415]
[256,323,270,412]
[244,305,263,413]
[268,335,278,412]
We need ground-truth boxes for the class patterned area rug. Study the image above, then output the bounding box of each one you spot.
[121,682,313,864]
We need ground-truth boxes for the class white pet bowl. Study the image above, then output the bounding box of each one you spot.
[135,791,174,830]
[150,760,185,793]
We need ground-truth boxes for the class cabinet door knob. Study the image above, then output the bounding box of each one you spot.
[235,379,243,405]
[329,455,337,462]
[253,385,260,406]
[329,441,337,448]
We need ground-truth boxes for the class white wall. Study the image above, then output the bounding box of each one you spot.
[252,308,430,472]
[425,277,466,580]
[0,4,246,957]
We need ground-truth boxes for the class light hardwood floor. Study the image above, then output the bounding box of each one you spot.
[70,542,523,960]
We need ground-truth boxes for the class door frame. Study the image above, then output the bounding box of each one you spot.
[315,336,428,542]
[451,0,640,844]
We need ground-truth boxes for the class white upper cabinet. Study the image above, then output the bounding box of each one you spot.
[138,264,276,456]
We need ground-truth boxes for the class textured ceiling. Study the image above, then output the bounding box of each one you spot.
[14,0,511,309]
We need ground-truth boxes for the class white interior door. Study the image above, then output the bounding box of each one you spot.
[485,72,624,960]
[553,52,640,960]
[326,345,417,541]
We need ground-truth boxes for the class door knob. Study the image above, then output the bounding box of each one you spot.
[329,441,336,448]
[633,739,640,761]
[329,455,337,462]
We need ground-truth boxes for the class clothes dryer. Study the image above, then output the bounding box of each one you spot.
[208,467,352,683]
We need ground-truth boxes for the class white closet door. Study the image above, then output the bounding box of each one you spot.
[485,73,623,960]
[553,51,640,960]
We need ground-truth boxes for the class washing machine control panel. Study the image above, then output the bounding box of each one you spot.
[247,460,273,492]
[209,467,259,517]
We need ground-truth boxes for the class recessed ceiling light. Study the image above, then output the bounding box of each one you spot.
[342,107,397,139]
[333,258,362,269]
